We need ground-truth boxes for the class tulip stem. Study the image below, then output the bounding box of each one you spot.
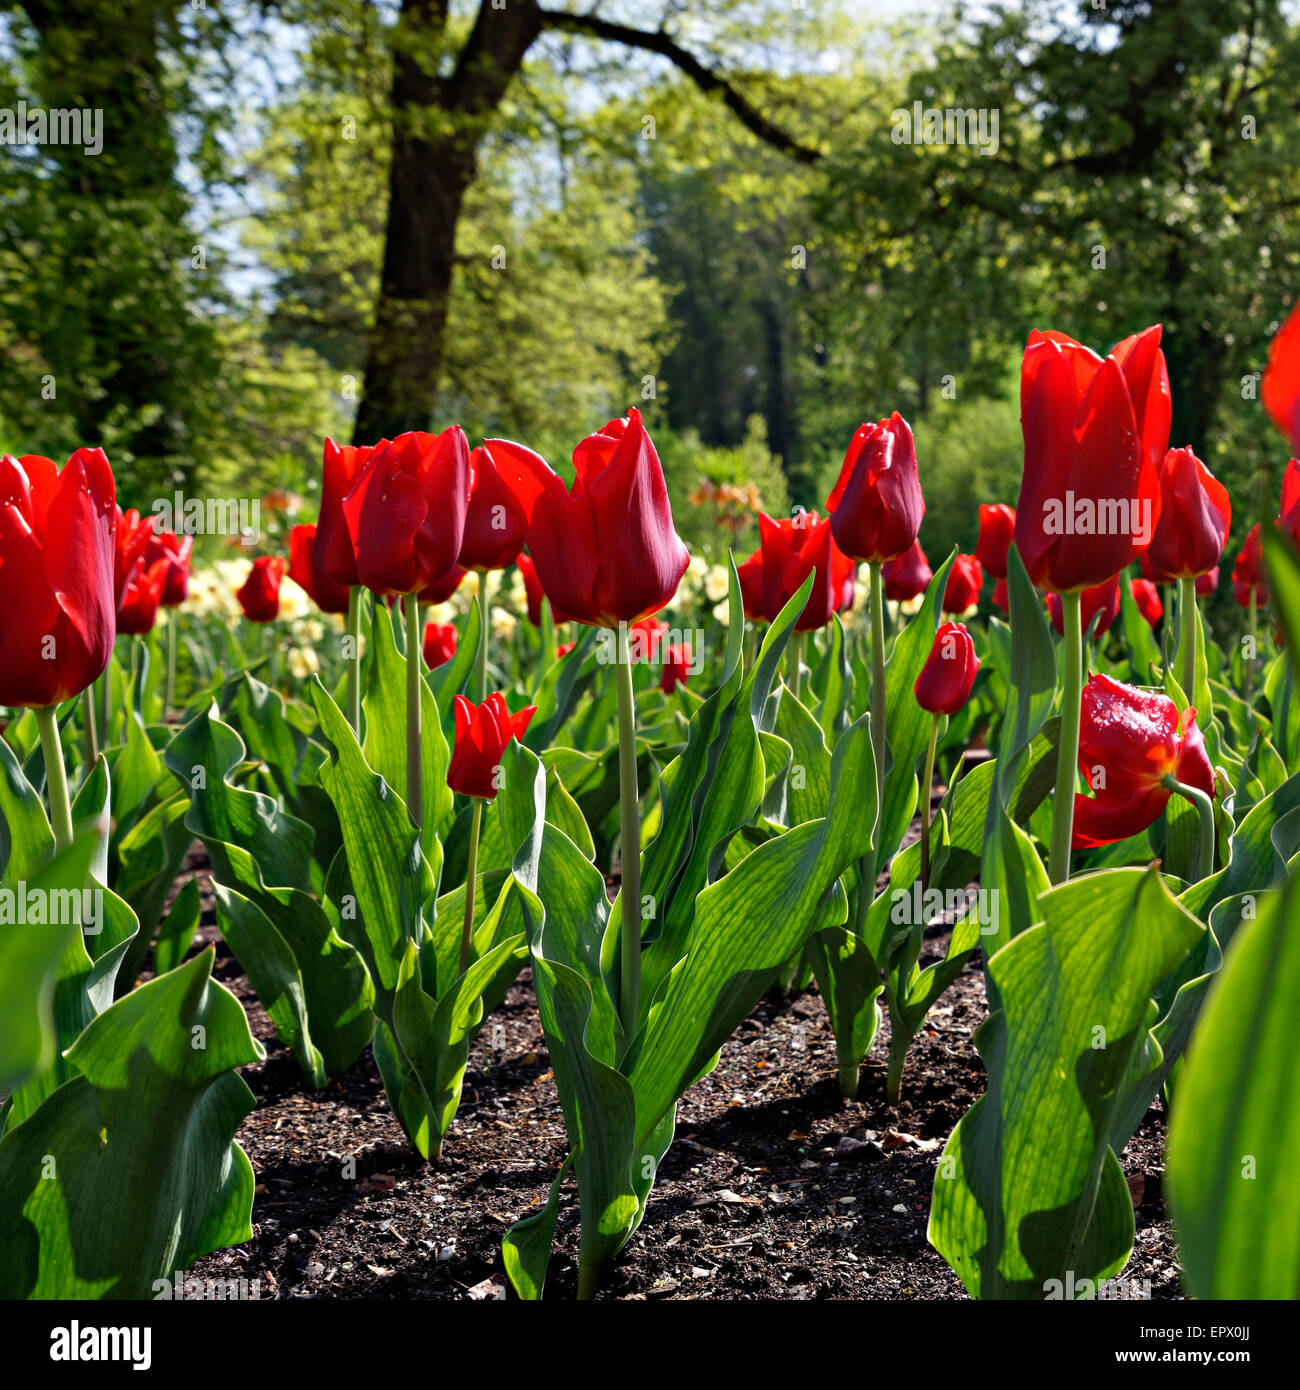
[35,704,74,852]
[851,560,888,939]
[84,685,98,769]
[476,571,490,702]
[1246,588,1257,704]
[1179,575,1197,702]
[345,585,362,737]
[406,596,422,831]
[101,656,113,746]
[920,715,939,893]
[1049,589,1083,885]
[1163,774,1216,883]
[459,797,484,976]
[615,621,642,1052]
[165,609,178,720]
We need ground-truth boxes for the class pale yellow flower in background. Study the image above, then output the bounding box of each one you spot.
[704,564,729,603]
[492,606,518,642]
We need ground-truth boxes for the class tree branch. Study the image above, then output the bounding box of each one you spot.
[531,5,822,163]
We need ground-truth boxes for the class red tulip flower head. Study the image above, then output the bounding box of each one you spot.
[315,437,385,587]
[516,553,545,627]
[289,523,351,615]
[1196,566,1219,598]
[992,578,1010,615]
[117,558,168,636]
[942,553,983,615]
[486,410,689,629]
[1048,574,1121,640]
[448,693,537,799]
[976,504,1016,579]
[1280,458,1300,551]
[737,511,855,631]
[237,556,287,623]
[1014,326,1168,592]
[341,426,471,597]
[459,443,527,572]
[1143,447,1231,580]
[418,563,467,606]
[0,449,117,707]
[1129,577,1163,630]
[423,621,458,670]
[660,642,692,693]
[826,412,925,563]
[914,622,980,715]
[144,527,193,606]
[1072,674,1215,848]
[882,538,932,603]
[1232,524,1269,608]
[1263,297,1300,453]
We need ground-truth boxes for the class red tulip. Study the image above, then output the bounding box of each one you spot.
[516,553,544,626]
[1129,577,1163,630]
[1072,674,1215,848]
[0,449,116,707]
[486,409,689,628]
[113,507,155,614]
[1232,524,1269,607]
[736,511,855,631]
[942,553,983,615]
[826,412,924,563]
[423,621,458,669]
[237,556,287,623]
[629,617,669,662]
[1048,574,1121,639]
[882,538,932,602]
[1263,297,1300,453]
[117,557,168,636]
[992,578,1009,615]
[1014,326,1167,592]
[418,563,467,605]
[315,437,385,587]
[1280,458,1300,550]
[448,693,536,799]
[1197,566,1219,598]
[660,642,692,693]
[144,528,192,606]
[556,640,576,659]
[914,621,979,715]
[458,443,527,572]
[976,504,1016,579]
[1143,446,1231,580]
[289,523,350,615]
[341,426,471,597]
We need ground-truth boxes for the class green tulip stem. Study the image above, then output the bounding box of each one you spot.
[1179,575,1197,702]
[1163,773,1216,884]
[790,630,806,700]
[406,595,422,831]
[35,704,74,852]
[615,621,642,1052]
[84,683,98,768]
[1049,588,1083,884]
[345,585,362,737]
[920,714,940,893]
[477,571,490,702]
[165,608,178,719]
[1246,587,1258,704]
[852,560,888,930]
[459,797,484,977]
[101,651,113,744]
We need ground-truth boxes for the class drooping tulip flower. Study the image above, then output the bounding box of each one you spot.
[144,528,192,606]
[1197,566,1219,598]
[1263,297,1300,453]
[1232,524,1269,608]
[237,556,287,623]
[826,413,925,564]
[976,504,1016,579]
[117,556,168,636]
[1048,574,1121,639]
[423,621,458,670]
[1014,326,1168,593]
[942,553,983,615]
[1130,577,1163,630]
[289,523,350,615]
[914,621,980,716]
[1072,674,1215,849]
[882,538,932,603]
[487,410,689,628]
[737,511,856,632]
[0,448,117,708]
[315,437,385,587]
[448,693,536,801]
[341,426,471,597]
[1143,447,1231,580]
[661,642,692,693]
[458,444,527,572]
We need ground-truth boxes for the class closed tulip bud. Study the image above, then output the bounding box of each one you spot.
[289,523,350,615]
[316,436,386,586]
[423,621,458,669]
[1072,674,1215,847]
[1014,326,1167,593]
[1143,447,1231,579]
[942,553,983,615]
[458,444,528,572]
[826,412,925,563]
[342,426,471,597]
[975,504,1016,579]
[660,642,692,693]
[1263,297,1300,453]
[1048,574,1121,639]
[144,528,193,606]
[0,449,117,707]
[1232,524,1269,607]
[237,556,287,623]
[1129,577,1163,630]
[448,693,537,799]
[914,621,979,715]
[882,537,932,602]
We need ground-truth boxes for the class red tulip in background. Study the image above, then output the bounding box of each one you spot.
[992,578,1009,615]
[914,622,980,715]
[1197,566,1219,598]
[975,504,1016,579]
[516,553,545,627]
[1072,674,1215,848]
[424,622,458,669]
[882,538,932,603]
[459,444,527,571]
[556,640,576,659]
[1279,458,1300,550]
[114,507,170,636]
[487,410,689,628]
[315,437,384,587]
[1014,326,1168,592]
[289,523,350,615]
[737,511,855,631]
[1048,574,1121,639]
[114,507,154,611]
[629,617,669,661]
[661,643,692,693]
[1130,577,1163,630]
[1263,298,1300,453]
[1232,524,1269,607]
[341,426,471,596]
[826,413,925,563]
[1143,447,1231,579]
[448,693,537,800]
[237,556,287,623]
[0,448,117,707]
[942,553,983,615]
[144,528,193,606]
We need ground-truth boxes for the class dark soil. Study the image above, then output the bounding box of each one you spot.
[177,837,1184,1302]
